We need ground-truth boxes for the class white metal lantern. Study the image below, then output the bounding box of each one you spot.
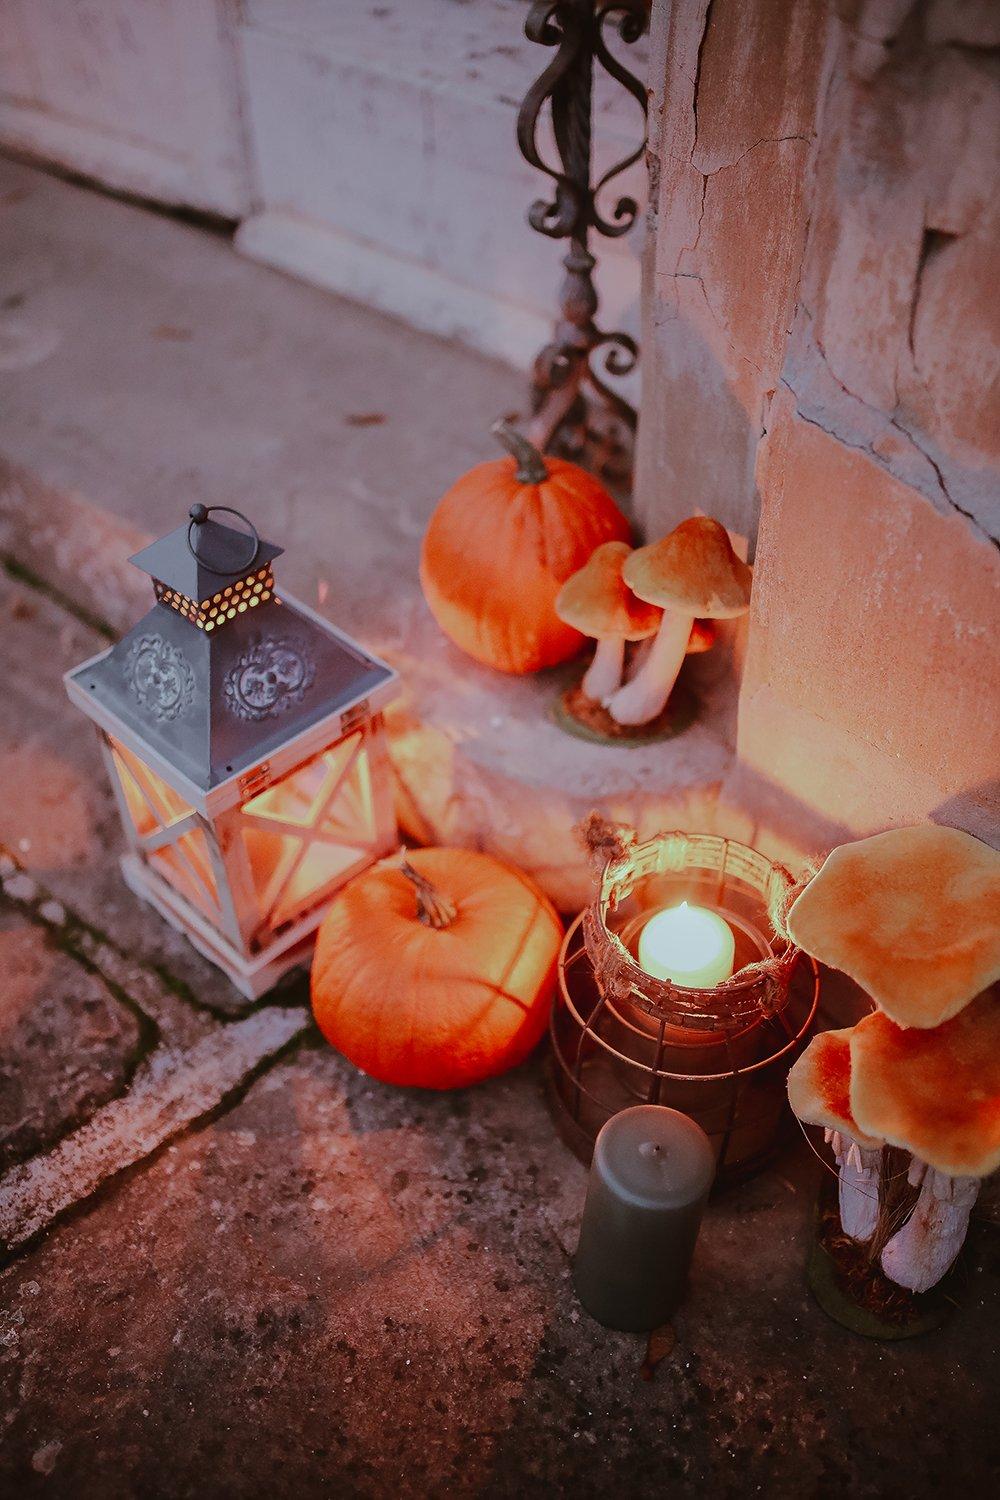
[65,504,400,998]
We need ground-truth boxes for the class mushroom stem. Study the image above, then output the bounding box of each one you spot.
[604,611,693,724]
[825,1128,882,1242]
[880,1157,980,1293]
[582,636,625,701]
[489,419,549,484]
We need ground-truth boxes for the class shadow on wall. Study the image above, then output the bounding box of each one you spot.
[634,294,766,557]
[718,764,1000,873]
[716,759,856,870]
[932,783,1000,852]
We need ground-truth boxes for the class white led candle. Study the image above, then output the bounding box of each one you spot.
[637,901,735,988]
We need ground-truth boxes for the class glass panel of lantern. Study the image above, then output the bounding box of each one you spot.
[65,505,400,998]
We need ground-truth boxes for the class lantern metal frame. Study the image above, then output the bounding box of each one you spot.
[548,832,821,1180]
[66,511,400,1002]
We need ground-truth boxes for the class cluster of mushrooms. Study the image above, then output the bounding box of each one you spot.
[785,825,1000,1294]
[554,516,752,727]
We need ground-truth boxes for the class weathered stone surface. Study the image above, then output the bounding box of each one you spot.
[383,607,737,912]
[728,390,1000,863]
[641,0,998,544]
[790,12,999,538]
[1,1044,997,1497]
[0,909,142,1174]
[0,2,645,375]
[0,155,523,647]
[0,1005,307,1254]
[0,161,740,916]
[641,0,999,876]
[637,0,828,548]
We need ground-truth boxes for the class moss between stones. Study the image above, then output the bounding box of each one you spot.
[2,553,116,641]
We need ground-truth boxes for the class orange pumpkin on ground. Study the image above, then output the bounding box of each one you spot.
[311,847,564,1089]
[420,420,631,674]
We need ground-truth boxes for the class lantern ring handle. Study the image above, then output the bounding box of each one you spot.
[186,504,260,575]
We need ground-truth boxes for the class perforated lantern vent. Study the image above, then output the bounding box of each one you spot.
[153,569,275,631]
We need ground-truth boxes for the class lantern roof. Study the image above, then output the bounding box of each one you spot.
[129,505,284,603]
[66,506,398,796]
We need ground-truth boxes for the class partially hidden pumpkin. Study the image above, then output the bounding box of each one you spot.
[311,847,564,1089]
[420,420,631,674]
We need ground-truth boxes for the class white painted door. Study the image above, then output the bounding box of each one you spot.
[0,0,251,216]
[234,0,646,371]
[0,0,646,374]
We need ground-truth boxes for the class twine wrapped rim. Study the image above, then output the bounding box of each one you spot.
[579,824,811,1033]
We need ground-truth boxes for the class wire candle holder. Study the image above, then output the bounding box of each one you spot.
[549,831,820,1180]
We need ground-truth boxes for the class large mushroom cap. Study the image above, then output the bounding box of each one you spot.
[787,826,1000,1029]
[622,516,752,619]
[849,992,1000,1178]
[787,1027,882,1146]
[555,541,662,640]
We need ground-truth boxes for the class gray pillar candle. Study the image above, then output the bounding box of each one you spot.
[573,1105,715,1331]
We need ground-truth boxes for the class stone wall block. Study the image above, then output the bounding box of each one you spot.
[637,0,831,546]
[734,390,1000,852]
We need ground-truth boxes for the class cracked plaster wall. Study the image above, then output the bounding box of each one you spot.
[638,0,999,858]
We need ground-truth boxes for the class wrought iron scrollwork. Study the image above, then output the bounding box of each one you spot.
[516,0,648,481]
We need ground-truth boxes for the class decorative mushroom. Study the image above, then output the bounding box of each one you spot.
[881,1160,981,1295]
[554,541,662,702]
[787,1027,884,1242]
[786,825,1000,1029]
[604,517,752,726]
[848,993,1000,1291]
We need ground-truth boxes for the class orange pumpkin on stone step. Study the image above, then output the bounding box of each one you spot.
[420,421,631,674]
[311,847,564,1089]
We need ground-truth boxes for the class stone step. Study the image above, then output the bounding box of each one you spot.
[0,159,737,913]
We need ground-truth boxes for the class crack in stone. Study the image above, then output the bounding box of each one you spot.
[0,1007,310,1260]
[682,171,708,268]
[1,553,115,642]
[701,134,811,178]
[691,0,717,150]
[672,270,764,377]
[1,845,161,1054]
[780,344,999,552]
[779,377,875,460]
[889,410,999,551]
[800,307,955,510]
[907,222,959,366]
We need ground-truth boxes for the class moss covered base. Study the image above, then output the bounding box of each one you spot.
[806,1184,956,1340]
[551,679,699,747]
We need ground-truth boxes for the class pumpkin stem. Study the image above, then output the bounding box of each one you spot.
[400,860,458,930]
[490,419,549,485]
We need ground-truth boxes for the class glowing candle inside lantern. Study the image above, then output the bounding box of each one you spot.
[637,901,735,988]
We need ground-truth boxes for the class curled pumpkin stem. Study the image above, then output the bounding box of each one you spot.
[490,418,549,484]
[400,860,458,930]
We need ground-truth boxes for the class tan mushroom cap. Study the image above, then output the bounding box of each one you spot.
[787,826,1000,1029]
[555,541,662,640]
[849,992,1000,1177]
[787,1027,882,1147]
[622,516,752,619]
